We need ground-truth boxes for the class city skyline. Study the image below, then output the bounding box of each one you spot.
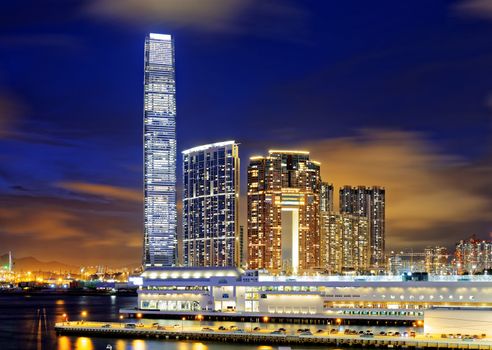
[1,1,492,266]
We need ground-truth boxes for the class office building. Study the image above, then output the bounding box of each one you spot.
[247,150,321,274]
[143,33,177,267]
[339,186,386,269]
[182,141,240,267]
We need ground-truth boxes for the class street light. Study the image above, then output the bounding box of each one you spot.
[181,317,186,332]
[263,316,269,323]
[336,318,342,331]
[81,311,88,323]
[62,313,68,323]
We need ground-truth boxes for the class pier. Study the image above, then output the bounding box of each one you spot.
[55,322,492,349]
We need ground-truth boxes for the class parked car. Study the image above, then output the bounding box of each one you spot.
[253,327,261,331]
[124,323,136,329]
[202,327,214,332]
[379,331,387,336]
[270,330,284,335]
[330,329,338,334]
[300,331,313,336]
[316,329,324,334]
[101,324,111,328]
[233,329,245,333]
[218,326,227,331]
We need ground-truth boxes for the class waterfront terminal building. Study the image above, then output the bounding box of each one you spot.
[125,267,492,325]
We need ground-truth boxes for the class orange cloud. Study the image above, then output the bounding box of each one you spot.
[57,181,141,202]
[0,208,85,240]
[297,130,492,249]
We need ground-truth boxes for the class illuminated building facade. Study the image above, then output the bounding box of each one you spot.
[454,236,492,274]
[339,186,386,269]
[143,33,177,267]
[387,251,426,275]
[182,141,240,267]
[320,182,334,213]
[130,267,492,323]
[424,246,449,275]
[321,213,370,273]
[247,150,321,274]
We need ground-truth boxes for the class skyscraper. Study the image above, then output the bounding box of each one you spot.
[247,150,321,274]
[339,186,386,269]
[182,141,240,267]
[143,33,177,267]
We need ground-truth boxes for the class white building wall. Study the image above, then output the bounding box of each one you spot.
[258,294,323,315]
[424,309,492,335]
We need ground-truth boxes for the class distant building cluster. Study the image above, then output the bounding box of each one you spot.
[141,33,491,277]
[453,236,492,274]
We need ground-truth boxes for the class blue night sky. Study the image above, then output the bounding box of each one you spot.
[0,0,491,266]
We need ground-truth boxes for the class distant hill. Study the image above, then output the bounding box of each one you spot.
[1,254,141,272]
[11,256,80,273]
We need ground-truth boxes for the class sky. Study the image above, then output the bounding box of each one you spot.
[0,0,492,267]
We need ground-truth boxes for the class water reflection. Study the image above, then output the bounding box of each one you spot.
[114,339,127,350]
[192,343,208,350]
[58,336,71,350]
[75,337,94,350]
[130,339,146,350]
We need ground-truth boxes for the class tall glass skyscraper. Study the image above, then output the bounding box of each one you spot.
[143,33,177,267]
[182,141,240,267]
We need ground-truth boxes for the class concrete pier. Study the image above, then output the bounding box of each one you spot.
[55,322,492,349]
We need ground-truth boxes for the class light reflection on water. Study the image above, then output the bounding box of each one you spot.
[0,294,414,350]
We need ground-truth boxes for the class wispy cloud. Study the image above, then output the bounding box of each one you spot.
[0,192,142,266]
[84,0,308,40]
[57,181,141,202]
[0,208,85,240]
[298,130,492,249]
[454,0,492,20]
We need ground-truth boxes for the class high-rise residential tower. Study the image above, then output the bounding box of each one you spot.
[320,182,334,213]
[143,33,177,267]
[339,186,386,269]
[320,212,370,273]
[454,236,492,274]
[247,150,321,274]
[182,141,240,267]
